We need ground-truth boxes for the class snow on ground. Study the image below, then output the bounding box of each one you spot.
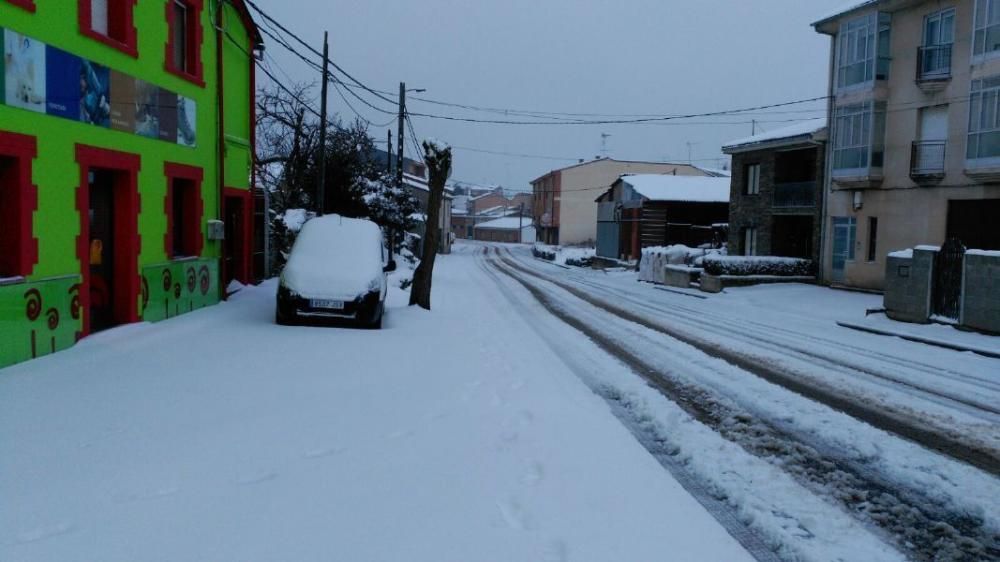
[0,243,752,562]
[514,247,1000,453]
[483,254,907,561]
[500,247,1000,533]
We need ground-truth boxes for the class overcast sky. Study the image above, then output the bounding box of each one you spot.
[255,0,849,191]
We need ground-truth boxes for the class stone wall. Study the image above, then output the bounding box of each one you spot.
[883,249,934,324]
[962,251,1000,333]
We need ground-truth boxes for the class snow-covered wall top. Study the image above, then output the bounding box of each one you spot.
[622,175,731,203]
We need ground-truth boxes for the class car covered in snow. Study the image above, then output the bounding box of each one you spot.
[276,215,396,328]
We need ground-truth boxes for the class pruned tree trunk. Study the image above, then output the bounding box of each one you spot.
[409,140,452,310]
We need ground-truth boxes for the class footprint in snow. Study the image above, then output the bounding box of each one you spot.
[543,539,569,562]
[520,461,545,487]
[236,471,277,486]
[496,497,529,531]
[112,486,180,504]
[12,522,75,545]
[303,446,347,459]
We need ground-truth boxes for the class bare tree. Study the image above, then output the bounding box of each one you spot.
[409,140,452,310]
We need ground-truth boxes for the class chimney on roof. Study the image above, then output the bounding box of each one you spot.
[672,168,677,175]
[578,159,584,163]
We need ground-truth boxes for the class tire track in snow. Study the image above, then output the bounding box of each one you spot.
[471,248,786,562]
[497,250,1000,476]
[484,248,999,562]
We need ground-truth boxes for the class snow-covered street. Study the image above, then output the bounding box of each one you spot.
[1,243,754,562]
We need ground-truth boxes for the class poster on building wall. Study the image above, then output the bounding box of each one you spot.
[177,95,196,147]
[134,79,160,139]
[157,88,178,143]
[80,60,111,127]
[109,70,135,132]
[0,29,6,105]
[4,30,46,113]
[44,47,81,120]
[1,28,198,148]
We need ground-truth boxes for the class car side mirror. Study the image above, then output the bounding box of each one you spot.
[384,260,397,273]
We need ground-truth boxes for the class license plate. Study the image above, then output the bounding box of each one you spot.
[310,299,344,310]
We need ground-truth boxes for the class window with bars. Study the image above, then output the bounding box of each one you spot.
[967,75,1000,161]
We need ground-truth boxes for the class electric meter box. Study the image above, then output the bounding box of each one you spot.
[207,220,225,241]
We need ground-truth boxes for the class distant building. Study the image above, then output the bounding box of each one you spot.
[595,175,730,260]
[474,216,535,244]
[531,159,711,246]
[722,119,827,261]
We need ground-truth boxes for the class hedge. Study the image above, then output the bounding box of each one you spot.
[702,256,814,277]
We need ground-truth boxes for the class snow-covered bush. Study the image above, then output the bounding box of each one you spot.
[702,256,814,277]
[532,244,594,267]
[638,245,725,283]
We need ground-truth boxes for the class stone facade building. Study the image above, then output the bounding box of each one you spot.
[722,120,828,262]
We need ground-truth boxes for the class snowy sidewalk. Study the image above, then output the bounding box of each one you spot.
[1,244,751,561]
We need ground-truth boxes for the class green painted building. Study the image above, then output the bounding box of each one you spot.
[0,0,262,368]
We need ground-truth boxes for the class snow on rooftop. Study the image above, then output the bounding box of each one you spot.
[723,118,827,151]
[813,0,877,26]
[621,175,731,203]
[475,216,533,230]
[695,166,731,178]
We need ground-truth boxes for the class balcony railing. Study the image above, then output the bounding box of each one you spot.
[910,141,946,180]
[916,44,952,82]
[773,181,816,208]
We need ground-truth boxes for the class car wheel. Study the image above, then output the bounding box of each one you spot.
[367,303,384,330]
[275,308,295,326]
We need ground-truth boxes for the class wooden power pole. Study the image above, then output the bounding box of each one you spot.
[316,31,329,215]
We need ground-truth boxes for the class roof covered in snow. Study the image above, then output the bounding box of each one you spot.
[722,118,827,154]
[812,0,877,31]
[474,216,533,230]
[616,175,731,203]
[694,166,731,178]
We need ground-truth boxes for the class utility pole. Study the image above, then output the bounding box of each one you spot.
[386,130,393,174]
[316,31,330,216]
[390,82,407,259]
[519,202,524,243]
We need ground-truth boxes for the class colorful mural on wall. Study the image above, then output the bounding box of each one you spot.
[1,28,197,147]
[0,276,82,368]
[141,259,219,323]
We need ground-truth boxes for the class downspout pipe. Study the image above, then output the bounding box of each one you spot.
[818,34,836,285]
[215,0,227,298]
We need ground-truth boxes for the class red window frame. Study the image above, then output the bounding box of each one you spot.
[164,0,205,87]
[77,0,139,58]
[164,163,204,258]
[0,131,39,279]
[5,0,36,13]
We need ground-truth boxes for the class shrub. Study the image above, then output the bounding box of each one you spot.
[702,256,814,277]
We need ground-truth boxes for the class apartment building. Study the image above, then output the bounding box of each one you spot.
[531,158,709,246]
[814,0,1000,290]
[0,0,261,368]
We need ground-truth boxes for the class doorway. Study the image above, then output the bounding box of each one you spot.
[76,145,140,336]
[88,170,117,332]
[223,191,250,289]
[831,217,856,283]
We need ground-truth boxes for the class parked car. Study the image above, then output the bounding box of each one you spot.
[276,215,396,329]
